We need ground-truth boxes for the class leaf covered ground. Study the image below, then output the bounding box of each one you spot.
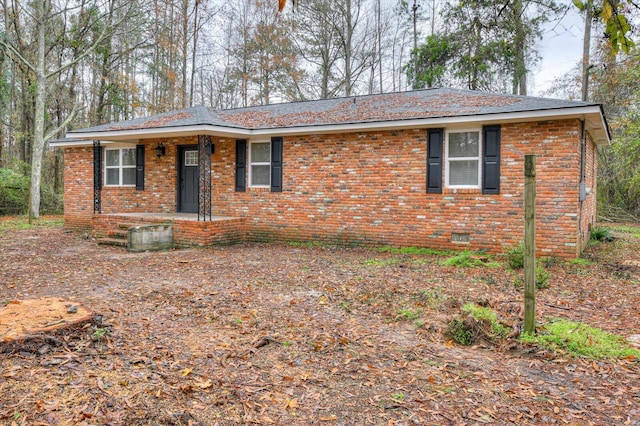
[1,219,639,425]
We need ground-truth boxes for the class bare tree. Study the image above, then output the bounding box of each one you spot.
[0,0,133,220]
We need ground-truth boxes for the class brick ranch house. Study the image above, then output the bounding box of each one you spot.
[53,88,610,258]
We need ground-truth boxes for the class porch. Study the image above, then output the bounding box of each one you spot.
[93,212,247,248]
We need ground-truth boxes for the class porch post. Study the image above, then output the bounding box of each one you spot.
[93,140,102,213]
[198,135,212,221]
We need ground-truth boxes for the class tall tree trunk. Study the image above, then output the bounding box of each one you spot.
[20,72,33,164]
[581,2,593,101]
[512,0,527,95]
[344,0,353,96]
[189,0,200,107]
[29,0,49,221]
[377,0,383,93]
[181,0,189,108]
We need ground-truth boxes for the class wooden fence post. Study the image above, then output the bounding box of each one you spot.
[524,154,536,334]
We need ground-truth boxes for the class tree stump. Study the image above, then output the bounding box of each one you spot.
[0,298,94,353]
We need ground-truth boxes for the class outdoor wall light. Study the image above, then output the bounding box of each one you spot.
[155,142,166,157]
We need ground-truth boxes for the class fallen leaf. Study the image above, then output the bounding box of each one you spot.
[196,380,213,389]
[285,398,299,410]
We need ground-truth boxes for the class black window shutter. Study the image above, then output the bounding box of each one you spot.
[271,137,283,192]
[136,144,145,190]
[482,125,501,194]
[427,129,443,194]
[235,139,247,192]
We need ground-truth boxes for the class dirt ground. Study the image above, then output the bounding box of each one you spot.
[1,220,639,425]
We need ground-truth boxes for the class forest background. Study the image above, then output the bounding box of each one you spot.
[0,0,638,221]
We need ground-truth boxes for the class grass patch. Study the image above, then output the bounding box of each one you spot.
[568,258,591,266]
[396,308,421,321]
[521,319,640,359]
[611,225,640,238]
[338,301,351,312]
[414,286,448,309]
[391,392,406,401]
[363,257,399,267]
[377,246,453,256]
[0,216,64,234]
[441,250,499,268]
[92,327,110,341]
[288,241,326,248]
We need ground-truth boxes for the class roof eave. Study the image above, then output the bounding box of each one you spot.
[52,105,610,147]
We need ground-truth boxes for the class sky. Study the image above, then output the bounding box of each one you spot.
[530,7,586,97]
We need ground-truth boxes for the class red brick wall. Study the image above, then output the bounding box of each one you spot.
[100,139,192,213]
[62,119,590,258]
[579,133,598,251]
[63,147,94,232]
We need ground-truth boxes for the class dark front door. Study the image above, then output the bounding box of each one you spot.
[178,146,198,213]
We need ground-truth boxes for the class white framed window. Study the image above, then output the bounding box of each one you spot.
[446,130,481,188]
[105,147,136,186]
[249,141,271,187]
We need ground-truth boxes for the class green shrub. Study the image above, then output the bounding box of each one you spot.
[0,166,62,215]
[506,243,524,269]
[513,266,550,290]
[39,181,63,215]
[462,303,510,338]
[447,317,473,345]
[536,266,550,289]
[0,168,30,215]
[590,227,614,242]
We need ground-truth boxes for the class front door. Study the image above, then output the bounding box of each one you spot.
[178,146,198,213]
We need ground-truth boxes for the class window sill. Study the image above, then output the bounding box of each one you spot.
[443,188,481,195]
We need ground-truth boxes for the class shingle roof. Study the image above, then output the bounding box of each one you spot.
[68,88,600,134]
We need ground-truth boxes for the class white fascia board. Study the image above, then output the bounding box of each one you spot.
[49,139,122,147]
[65,125,251,143]
[59,105,609,146]
[255,106,609,144]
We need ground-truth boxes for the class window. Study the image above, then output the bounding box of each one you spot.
[184,150,198,166]
[105,148,136,186]
[250,141,271,187]
[446,130,481,187]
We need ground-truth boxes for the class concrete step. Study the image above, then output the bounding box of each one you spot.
[107,229,128,239]
[118,223,141,230]
[96,237,128,247]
